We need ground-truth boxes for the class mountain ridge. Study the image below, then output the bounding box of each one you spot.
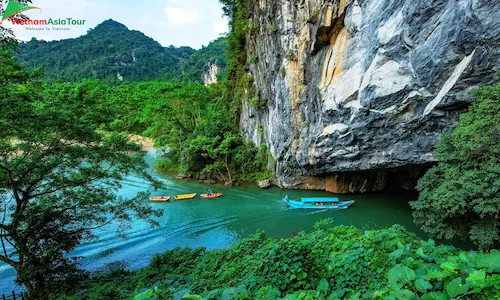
[16,19,227,83]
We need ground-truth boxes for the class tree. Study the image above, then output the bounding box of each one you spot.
[187,134,240,183]
[0,51,163,298]
[410,83,500,250]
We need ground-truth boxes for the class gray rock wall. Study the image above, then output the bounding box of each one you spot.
[202,63,221,85]
[240,0,499,192]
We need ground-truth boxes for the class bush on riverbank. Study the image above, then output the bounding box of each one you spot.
[57,220,500,299]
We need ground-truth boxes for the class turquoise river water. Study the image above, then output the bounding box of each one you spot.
[0,149,423,294]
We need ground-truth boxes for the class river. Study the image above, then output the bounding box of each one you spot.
[0,149,422,294]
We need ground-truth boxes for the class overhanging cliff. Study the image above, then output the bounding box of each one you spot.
[239,0,499,193]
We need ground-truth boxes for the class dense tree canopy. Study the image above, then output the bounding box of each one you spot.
[99,80,272,183]
[15,20,228,83]
[180,37,228,82]
[411,83,500,250]
[0,50,163,298]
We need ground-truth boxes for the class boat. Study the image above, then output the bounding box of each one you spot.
[282,197,354,209]
[149,196,171,202]
[200,192,223,199]
[174,193,197,200]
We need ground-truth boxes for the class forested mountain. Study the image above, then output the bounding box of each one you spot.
[16,19,226,83]
[181,37,228,83]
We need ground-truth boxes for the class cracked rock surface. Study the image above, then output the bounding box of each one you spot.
[240,0,499,192]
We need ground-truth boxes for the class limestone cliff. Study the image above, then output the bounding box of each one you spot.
[239,0,499,193]
[203,63,221,85]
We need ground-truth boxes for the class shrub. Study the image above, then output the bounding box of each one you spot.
[64,221,500,299]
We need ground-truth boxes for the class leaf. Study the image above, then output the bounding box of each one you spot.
[182,295,202,300]
[317,278,329,294]
[458,252,469,263]
[415,279,433,293]
[391,289,416,300]
[466,269,486,284]
[446,278,470,298]
[420,292,447,300]
[290,274,297,280]
[329,289,345,299]
[416,247,425,258]
[425,269,450,280]
[440,261,459,272]
[388,265,416,284]
[389,249,404,260]
[133,289,153,300]
[472,251,500,273]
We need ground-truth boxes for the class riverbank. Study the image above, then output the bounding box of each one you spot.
[129,135,154,151]
[57,221,500,299]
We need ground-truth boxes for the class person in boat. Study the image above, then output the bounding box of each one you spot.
[207,190,212,196]
[285,195,289,202]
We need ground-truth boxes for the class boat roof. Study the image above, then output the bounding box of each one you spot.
[301,197,339,203]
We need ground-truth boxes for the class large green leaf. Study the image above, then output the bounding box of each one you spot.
[415,278,433,293]
[425,268,450,280]
[440,261,459,272]
[473,251,500,273]
[133,289,153,300]
[420,292,447,300]
[466,269,486,284]
[389,249,405,260]
[446,278,470,298]
[391,289,416,300]
[388,265,416,284]
[317,278,329,294]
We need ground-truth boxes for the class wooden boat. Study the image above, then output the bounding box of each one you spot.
[200,192,223,199]
[174,193,197,201]
[282,197,354,209]
[149,196,171,202]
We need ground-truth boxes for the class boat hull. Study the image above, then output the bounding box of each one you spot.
[150,196,171,202]
[282,198,355,209]
[174,193,197,200]
[200,193,223,199]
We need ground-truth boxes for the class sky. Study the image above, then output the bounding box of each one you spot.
[5,0,229,49]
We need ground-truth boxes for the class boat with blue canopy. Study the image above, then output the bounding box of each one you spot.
[282,196,354,209]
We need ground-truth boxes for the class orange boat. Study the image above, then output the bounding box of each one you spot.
[200,192,223,199]
[149,196,171,202]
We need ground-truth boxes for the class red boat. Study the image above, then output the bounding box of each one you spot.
[200,192,223,199]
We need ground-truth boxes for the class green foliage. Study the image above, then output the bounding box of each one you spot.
[16,20,227,83]
[249,54,258,64]
[180,37,228,82]
[267,23,279,34]
[62,222,500,299]
[249,94,265,108]
[286,50,298,62]
[220,0,250,123]
[0,51,163,298]
[411,83,500,250]
[281,67,287,77]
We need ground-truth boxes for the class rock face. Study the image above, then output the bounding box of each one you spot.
[257,179,273,189]
[240,0,499,192]
[202,63,221,85]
